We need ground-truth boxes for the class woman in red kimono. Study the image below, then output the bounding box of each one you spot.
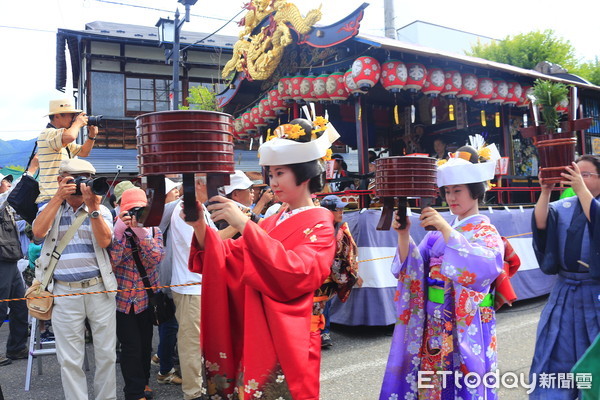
[186,117,339,400]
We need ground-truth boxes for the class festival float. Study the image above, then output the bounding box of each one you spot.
[215,0,600,325]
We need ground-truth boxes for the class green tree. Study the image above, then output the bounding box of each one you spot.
[180,85,221,111]
[572,57,600,86]
[468,29,578,70]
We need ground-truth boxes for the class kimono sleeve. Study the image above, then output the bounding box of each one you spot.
[391,233,433,279]
[240,220,335,302]
[189,224,245,276]
[531,204,560,275]
[589,199,600,279]
[440,225,504,293]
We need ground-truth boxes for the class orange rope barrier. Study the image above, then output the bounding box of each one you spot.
[3,232,534,303]
[0,282,201,303]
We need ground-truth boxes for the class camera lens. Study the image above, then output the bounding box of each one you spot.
[87,115,103,127]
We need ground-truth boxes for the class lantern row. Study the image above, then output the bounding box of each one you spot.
[232,56,569,139]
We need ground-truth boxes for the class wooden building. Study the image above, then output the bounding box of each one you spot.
[55,21,236,174]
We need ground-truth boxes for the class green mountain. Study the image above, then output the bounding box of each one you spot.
[0,138,37,168]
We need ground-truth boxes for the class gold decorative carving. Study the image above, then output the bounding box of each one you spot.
[222,0,322,81]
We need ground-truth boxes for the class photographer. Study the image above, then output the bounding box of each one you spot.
[110,188,164,400]
[37,98,101,204]
[32,158,117,400]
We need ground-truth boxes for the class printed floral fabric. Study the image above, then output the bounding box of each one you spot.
[189,207,335,400]
[314,222,359,316]
[380,214,504,400]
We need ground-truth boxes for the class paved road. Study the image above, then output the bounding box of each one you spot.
[0,295,546,399]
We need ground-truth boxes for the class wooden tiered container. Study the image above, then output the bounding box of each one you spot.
[374,156,438,230]
[532,132,577,183]
[136,110,235,226]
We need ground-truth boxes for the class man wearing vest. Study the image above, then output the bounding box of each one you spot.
[0,172,32,366]
[32,158,117,400]
[37,99,100,204]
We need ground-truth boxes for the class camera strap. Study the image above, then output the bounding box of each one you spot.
[126,228,154,299]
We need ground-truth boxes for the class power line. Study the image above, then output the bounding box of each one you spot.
[93,0,231,22]
[181,8,245,51]
[0,25,55,33]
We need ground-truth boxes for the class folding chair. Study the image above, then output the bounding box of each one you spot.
[24,318,89,390]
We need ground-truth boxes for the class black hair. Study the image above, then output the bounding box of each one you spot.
[267,160,325,193]
[108,194,117,208]
[576,154,600,174]
[439,145,487,203]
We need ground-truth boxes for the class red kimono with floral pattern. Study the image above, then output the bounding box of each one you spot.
[189,207,335,400]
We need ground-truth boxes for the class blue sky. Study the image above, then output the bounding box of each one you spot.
[0,0,598,141]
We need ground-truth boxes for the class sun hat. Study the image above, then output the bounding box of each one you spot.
[321,194,348,210]
[58,158,96,175]
[45,99,82,117]
[120,188,148,212]
[114,180,136,204]
[165,178,180,195]
[0,173,14,183]
[223,170,254,195]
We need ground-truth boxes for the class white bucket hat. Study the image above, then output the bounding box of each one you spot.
[45,99,82,117]
[223,170,254,195]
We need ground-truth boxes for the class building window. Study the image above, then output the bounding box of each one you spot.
[125,77,180,114]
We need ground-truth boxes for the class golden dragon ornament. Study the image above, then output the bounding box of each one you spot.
[222,0,322,81]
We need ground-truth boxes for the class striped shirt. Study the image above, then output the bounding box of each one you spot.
[36,124,82,203]
[41,202,113,282]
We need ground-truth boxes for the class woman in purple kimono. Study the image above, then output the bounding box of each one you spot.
[380,143,505,400]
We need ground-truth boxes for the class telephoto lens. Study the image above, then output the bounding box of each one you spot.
[68,176,109,196]
[87,115,104,127]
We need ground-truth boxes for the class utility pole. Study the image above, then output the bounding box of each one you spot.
[156,0,198,110]
[384,0,396,39]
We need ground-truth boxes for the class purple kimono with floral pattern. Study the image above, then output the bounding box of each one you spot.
[380,214,504,400]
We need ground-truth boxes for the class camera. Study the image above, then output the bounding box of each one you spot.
[87,115,104,127]
[127,207,146,220]
[259,186,272,198]
[68,176,109,196]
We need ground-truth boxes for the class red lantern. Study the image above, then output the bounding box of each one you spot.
[291,75,304,102]
[380,60,407,92]
[440,70,462,97]
[351,56,381,91]
[233,116,244,139]
[300,75,317,102]
[279,76,292,101]
[259,98,276,122]
[405,63,427,91]
[457,73,478,100]
[556,98,569,113]
[473,77,494,103]
[251,106,267,128]
[268,89,287,113]
[344,69,366,95]
[504,82,522,106]
[422,66,445,97]
[517,85,533,108]
[326,71,349,101]
[313,73,330,102]
[242,110,256,134]
[489,78,508,104]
